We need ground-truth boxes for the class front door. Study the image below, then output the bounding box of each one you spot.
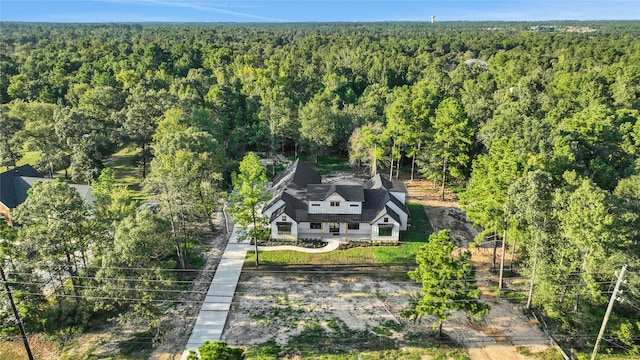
[329,222,340,235]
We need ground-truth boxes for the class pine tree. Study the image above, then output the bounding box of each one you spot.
[406,230,489,336]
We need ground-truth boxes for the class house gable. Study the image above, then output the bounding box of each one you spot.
[307,184,364,214]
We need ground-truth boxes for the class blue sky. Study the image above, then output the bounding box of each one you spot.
[1,0,638,23]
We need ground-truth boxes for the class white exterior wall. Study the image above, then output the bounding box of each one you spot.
[297,222,371,240]
[386,201,408,231]
[370,217,400,241]
[308,193,362,214]
[297,222,324,237]
[344,223,371,239]
[270,214,297,240]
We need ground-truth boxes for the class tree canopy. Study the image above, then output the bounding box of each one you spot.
[406,230,489,335]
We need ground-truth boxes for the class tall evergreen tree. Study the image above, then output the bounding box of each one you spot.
[406,230,489,336]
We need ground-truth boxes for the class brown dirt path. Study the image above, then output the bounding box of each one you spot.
[406,179,553,360]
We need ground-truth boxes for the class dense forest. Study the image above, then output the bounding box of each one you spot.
[1,21,639,356]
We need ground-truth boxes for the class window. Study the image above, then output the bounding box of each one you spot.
[378,224,393,237]
[277,222,292,235]
[281,215,287,221]
[350,204,358,207]
[311,203,320,207]
[310,222,322,230]
[347,223,359,230]
[329,223,340,233]
[383,217,389,223]
[330,201,340,207]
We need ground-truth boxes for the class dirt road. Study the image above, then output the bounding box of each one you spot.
[406,179,554,360]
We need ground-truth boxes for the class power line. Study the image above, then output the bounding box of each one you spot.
[33,264,222,272]
[4,269,621,284]
[0,264,34,360]
[591,264,627,360]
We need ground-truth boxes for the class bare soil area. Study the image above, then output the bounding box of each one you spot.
[218,178,555,359]
[20,174,555,359]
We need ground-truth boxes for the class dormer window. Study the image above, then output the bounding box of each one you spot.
[330,201,340,207]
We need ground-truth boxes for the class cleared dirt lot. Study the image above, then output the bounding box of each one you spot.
[220,180,554,359]
[221,271,552,359]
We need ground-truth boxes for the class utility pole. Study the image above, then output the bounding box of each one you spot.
[590,264,627,360]
[0,263,34,360]
[498,228,507,289]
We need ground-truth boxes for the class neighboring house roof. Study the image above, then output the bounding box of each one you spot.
[464,59,489,70]
[307,184,365,202]
[364,174,407,193]
[0,165,43,208]
[68,183,97,206]
[0,165,96,210]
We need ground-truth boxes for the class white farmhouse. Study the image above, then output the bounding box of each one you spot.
[262,160,409,242]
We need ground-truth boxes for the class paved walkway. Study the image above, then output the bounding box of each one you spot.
[183,227,250,358]
[182,233,339,358]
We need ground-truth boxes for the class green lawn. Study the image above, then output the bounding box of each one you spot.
[402,201,434,242]
[15,150,40,168]
[298,155,352,175]
[246,201,432,267]
[15,147,144,191]
[107,147,144,191]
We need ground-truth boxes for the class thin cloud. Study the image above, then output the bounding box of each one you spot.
[106,0,287,21]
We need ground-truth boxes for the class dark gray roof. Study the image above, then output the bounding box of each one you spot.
[0,165,43,209]
[265,161,407,226]
[307,184,365,202]
[364,174,407,193]
[388,193,408,215]
[263,183,309,214]
[363,188,389,210]
[371,206,401,224]
[268,190,307,223]
[265,159,322,214]
[271,159,321,192]
[364,174,392,190]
